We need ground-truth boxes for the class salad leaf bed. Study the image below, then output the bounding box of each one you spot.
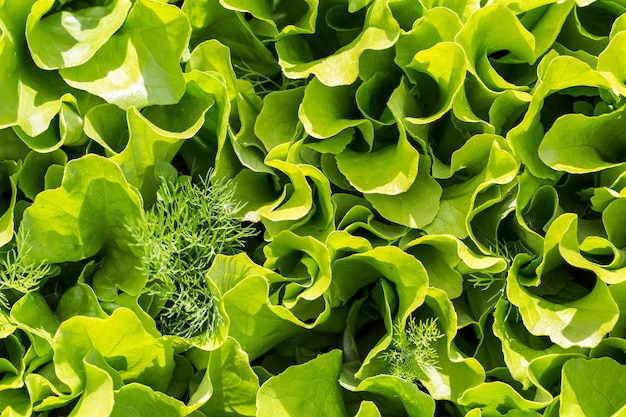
[1,0,626,415]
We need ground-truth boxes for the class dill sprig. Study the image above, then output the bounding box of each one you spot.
[380,317,444,383]
[468,241,516,293]
[0,230,54,310]
[134,173,257,339]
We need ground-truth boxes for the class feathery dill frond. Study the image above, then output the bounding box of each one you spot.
[381,316,444,383]
[0,230,54,310]
[132,172,257,338]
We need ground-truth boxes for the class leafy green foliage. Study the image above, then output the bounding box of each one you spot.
[257,350,346,417]
[2,0,626,415]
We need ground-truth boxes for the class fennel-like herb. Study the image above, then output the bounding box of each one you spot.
[134,173,257,339]
[0,230,54,310]
[381,317,444,383]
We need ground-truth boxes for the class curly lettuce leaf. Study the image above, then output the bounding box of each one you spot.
[507,55,615,179]
[413,289,485,402]
[109,383,189,417]
[261,143,335,240]
[342,374,436,417]
[220,0,319,39]
[207,253,326,360]
[20,154,146,302]
[507,224,620,348]
[13,99,89,153]
[26,0,132,70]
[0,162,18,247]
[257,350,346,417]
[561,357,626,417]
[364,154,441,229]
[492,299,586,391]
[109,70,222,199]
[182,0,280,77]
[276,0,399,86]
[456,5,536,92]
[424,134,519,242]
[0,0,72,136]
[53,308,175,394]
[59,0,190,109]
[458,381,547,414]
[194,337,259,416]
[538,106,626,174]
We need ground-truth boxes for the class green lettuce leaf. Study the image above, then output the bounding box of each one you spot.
[364,154,441,229]
[219,0,318,39]
[560,357,626,417]
[208,254,316,359]
[550,212,626,285]
[507,216,620,348]
[10,293,59,357]
[424,134,519,243]
[0,334,25,390]
[257,350,346,417]
[53,308,175,394]
[341,374,436,417]
[110,70,222,200]
[66,351,117,417]
[335,122,419,195]
[354,401,382,417]
[538,106,626,174]
[186,40,238,101]
[329,246,429,321]
[519,1,574,58]
[455,5,536,92]
[195,337,259,416]
[492,299,586,392]
[20,154,146,302]
[507,55,615,179]
[56,283,108,322]
[255,88,306,152]
[355,71,398,127]
[261,143,335,240]
[415,289,486,402]
[556,4,610,58]
[26,0,132,70]
[0,389,31,417]
[263,231,332,308]
[18,150,67,201]
[299,77,374,143]
[13,97,90,153]
[333,193,408,245]
[110,383,188,417]
[0,0,72,136]
[182,0,280,77]
[598,31,626,92]
[403,234,506,300]
[393,8,465,125]
[0,162,19,247]
[59,0,190,109]
[275,0,399,86]
[458,381,547,414]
